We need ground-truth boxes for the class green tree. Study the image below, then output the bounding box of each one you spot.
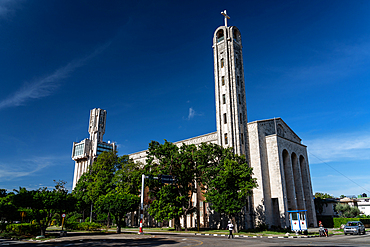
[13,182,75,236]
[96,191,139,233]
[144,140,198,231]
[314,192,334,199]
[0,189,7,198]
[196,143,257,233]
[73,152,142,229]
[73,151,121,223]
[72,172,91,221]
[335,203,360,218]
[0,192,18,223]
[96,155,141,233]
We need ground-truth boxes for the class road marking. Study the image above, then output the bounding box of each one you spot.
[188,239,203,246]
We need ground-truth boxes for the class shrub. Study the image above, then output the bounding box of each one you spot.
[317,215,334,228]
[335,203,360,218]
[256,222,268,231]
[65,222,78,230]
[65,212,82,225]
[333,217,370,228]
[0,223,7,232]
[5,223,39,235]
[65,222,102,231]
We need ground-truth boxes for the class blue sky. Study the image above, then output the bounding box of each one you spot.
[1,0,369,197]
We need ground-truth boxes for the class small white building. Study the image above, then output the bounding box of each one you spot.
[357,196,370,216]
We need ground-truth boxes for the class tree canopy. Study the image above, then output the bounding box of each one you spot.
[335,203,360,218]
[314,192,334,199]
[197,143,257,232]
[144,141,256,232]
[5,181,75,236]
[73,151,141,233]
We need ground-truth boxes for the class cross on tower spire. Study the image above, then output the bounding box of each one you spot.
[221,10,230,27]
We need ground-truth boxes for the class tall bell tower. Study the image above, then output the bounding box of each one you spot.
[213,10,249,157]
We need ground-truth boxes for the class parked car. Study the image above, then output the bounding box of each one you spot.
[343,221,366,235]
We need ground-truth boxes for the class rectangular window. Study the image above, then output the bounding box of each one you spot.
[241,133,244,144]
[224,133,228,145]
[292,213,298,221]
[238,94,241,104]
[240,113,242,124]
[222,94,226,104]
[221,58,224,68]
[223,113,227,124]
[237,76,239,86]
[221,76,225,86]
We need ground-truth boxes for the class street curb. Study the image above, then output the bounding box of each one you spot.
[194,233,322,238]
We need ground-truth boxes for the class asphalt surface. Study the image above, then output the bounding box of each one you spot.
[1,231,370,246]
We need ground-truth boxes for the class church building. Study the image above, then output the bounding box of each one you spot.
[72,11,317,229]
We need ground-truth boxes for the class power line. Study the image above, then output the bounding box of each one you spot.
[309,152,370,195]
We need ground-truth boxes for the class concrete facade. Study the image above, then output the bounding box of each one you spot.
[357,197,370,216]
[247,118,316,228]
[72,108,116,190]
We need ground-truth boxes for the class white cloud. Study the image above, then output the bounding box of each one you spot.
[0,0,13,18]
[188,107,195,120]
[0,0,22,20]
[311,174,370,197]
[0,155,67,180]
[305,131,370,164]
[0,42,111,110]
[186,107,203,120]
[277,41,370,85]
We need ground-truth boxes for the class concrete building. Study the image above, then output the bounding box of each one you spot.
[129,11,317,229]
[72,108,116,190]
[71,11,316,229]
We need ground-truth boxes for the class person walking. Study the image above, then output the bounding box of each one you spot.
[227,220,234,239]
[319,221,328,237]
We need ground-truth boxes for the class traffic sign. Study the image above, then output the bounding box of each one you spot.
[61,213,66,218]
[160,175,175,184]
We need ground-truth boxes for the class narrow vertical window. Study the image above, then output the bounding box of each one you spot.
[221,58,224,68]
[222,94,226,104]
[240,113,242,124]
[237,76,240,86]
[238,94,241,104]
[223,113,227,124]
[222,76,225,86]
[241,133,244,144]
[224,133,228,145]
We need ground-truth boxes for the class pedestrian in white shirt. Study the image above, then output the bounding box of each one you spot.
[227,220,234,239]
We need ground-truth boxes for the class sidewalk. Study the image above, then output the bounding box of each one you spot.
[7,227,343,244]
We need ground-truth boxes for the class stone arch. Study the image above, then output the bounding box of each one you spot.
[282,149,296,211]
[291,152,305,210]
[300,155,315,226]
[300,156,311,206]
[233,28,241,42]
[216,29,224,42]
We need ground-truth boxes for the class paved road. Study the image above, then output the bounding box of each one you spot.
[1,232,370,246]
